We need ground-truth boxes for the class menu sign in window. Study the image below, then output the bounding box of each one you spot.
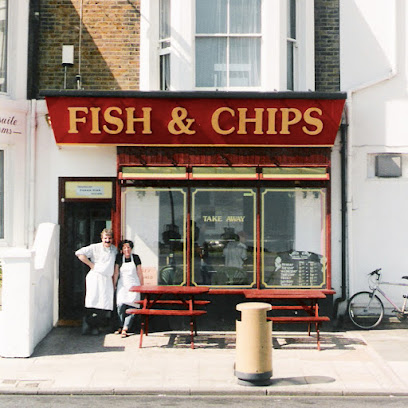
[269,251,325,288]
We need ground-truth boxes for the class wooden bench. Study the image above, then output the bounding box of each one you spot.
[133,300,210,306]
[243,289,330,350]
[128,285,210,349]
[268,316,330,350]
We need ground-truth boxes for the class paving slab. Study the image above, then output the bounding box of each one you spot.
[0,327,407,396]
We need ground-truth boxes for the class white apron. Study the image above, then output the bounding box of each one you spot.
[116,256,141,307]
[85,252,116,311]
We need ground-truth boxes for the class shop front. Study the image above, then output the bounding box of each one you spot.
[45,91,345,326]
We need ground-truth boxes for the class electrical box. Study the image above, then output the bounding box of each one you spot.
[62,45,74,66]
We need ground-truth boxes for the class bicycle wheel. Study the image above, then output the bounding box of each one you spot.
[348,291,384,329]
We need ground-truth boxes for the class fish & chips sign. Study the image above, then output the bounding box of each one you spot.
[46,95,345,147]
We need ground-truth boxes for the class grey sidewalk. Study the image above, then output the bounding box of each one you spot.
[0,326,407,396]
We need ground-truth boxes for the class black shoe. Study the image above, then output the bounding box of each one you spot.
[82,317,91,335]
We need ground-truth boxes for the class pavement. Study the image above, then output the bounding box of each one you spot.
[0,323,408,396]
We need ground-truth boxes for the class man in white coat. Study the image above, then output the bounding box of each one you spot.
[75,228,118,334]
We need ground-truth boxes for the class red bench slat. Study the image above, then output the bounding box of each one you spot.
[127,309,207,316]
[268,316,330,323]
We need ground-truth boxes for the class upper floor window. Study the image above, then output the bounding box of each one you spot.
[141,0,314,91]
[0,0,7,93]
[159,0,171,90]
[195,0,261,88]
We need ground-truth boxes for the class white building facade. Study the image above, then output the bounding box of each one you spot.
[1,0,407,357]
[341,0,408,308]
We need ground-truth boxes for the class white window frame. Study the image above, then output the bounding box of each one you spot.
[140,0,315,92]
[0,0,29,99]
[0,0,8,94]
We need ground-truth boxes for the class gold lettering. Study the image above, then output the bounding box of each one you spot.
[211,107,235,135]
[168,107,195,135]
[203,215,223,222]
[302,107,323,135]
[90,107,101,134]
[125,107,152,134]
[103,107,124,135]
[225,216,245,222]
[68,107,88,134]
[237,108,264,135]
[266,108,278,134]
[280,108,302,134]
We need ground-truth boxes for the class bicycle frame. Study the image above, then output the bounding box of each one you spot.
[370,278,408,314]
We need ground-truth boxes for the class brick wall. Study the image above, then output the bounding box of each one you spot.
[37,0,140,92]
[314,0,340,92]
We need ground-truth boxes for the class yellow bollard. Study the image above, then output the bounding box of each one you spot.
[235,302,272,386]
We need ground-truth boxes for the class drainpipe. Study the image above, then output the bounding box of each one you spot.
[333,119,348,322]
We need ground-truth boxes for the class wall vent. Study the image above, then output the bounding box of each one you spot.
[375,154,402,178]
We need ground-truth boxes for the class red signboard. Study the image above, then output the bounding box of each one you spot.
[45,96,345,147]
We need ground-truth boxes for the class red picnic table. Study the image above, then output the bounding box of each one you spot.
[127,285,210,349]
[243,289,330,350]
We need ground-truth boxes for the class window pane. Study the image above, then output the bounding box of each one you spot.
[124,188,187,286]
[196,0,227,34]
[230,37,260,86]
[287,41,294,90]
[159,0,170,40]
[287,0,296,39]
[160,53,170,90]
[262,188,327,288]
[192,188,256,287]
[0,0,7,93]
[0,150,3,238]
[196,38,227,87]
[230,0,261,34]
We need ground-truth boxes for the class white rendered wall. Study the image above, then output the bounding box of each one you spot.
[0,99,29,248]
[0,223,59,357]
[3,0,29,100]
[340,0,396,90]
[34,101,117,227]
[341,0,408,305]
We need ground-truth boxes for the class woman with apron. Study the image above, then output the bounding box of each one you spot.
[113,240,144,338]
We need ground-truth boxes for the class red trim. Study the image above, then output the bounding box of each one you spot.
[256,186,261,289]
[187,188,191,286]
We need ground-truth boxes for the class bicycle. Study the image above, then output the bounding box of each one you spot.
[348,268,408,329]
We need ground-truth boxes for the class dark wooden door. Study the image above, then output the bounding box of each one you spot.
[59,202,112,321]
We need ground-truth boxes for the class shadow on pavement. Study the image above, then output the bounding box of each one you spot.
[271,375,336,387]
[159,332,367,351]
[31,327,125,357]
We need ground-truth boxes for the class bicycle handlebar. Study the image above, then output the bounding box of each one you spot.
[369,268,382,277]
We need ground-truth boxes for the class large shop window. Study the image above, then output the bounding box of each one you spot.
[122,185,328,289]
[192,188,256,287]
[262,188,327,288]
[124,188,188,285]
